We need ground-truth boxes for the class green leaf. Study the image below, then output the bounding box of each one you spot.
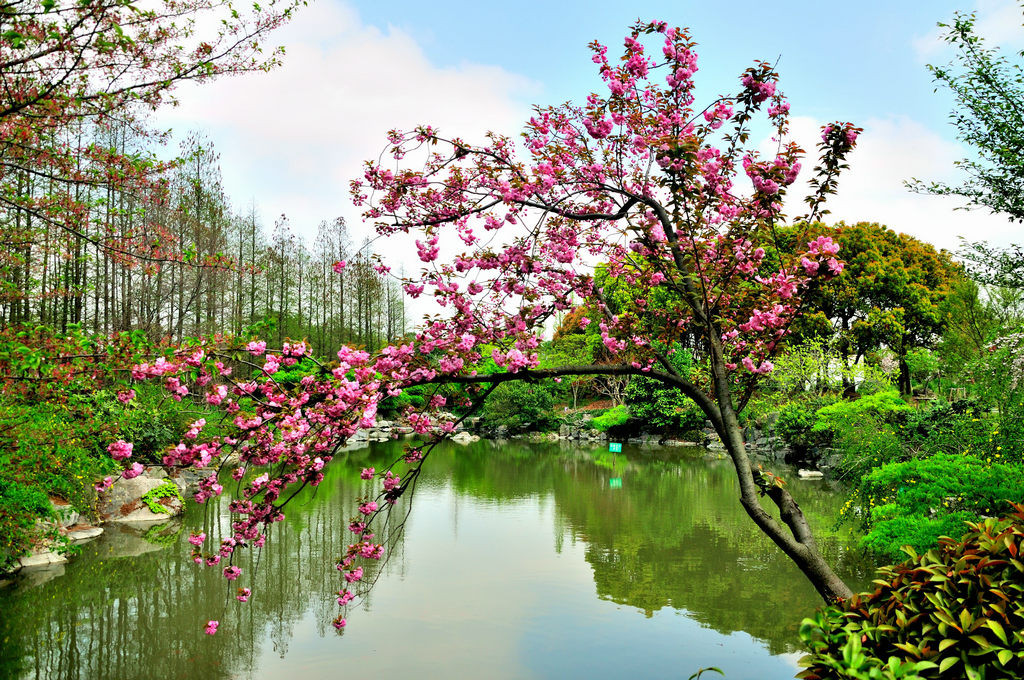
[987,619,1008,645]
[939,656,960,673]
[686,668,724,680]
[959,608,974,630]
[968,634,991,649]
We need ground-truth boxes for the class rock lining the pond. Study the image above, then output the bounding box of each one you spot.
[96,472,184,523]
[16,550,68,570]
[67,526,104,543]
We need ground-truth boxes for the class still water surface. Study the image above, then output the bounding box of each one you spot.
[0,440,879,679]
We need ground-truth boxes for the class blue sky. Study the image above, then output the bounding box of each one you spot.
[353,0,964,127]
[159,0,1024,254]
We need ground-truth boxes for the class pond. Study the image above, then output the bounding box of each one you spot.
[0,440,880,680]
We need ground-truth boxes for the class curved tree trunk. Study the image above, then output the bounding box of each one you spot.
[719,406,853,601]
[710,364,853,603]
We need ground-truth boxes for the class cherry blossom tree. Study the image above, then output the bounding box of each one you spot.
[93,20,863,633]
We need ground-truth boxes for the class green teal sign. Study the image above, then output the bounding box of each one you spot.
[609,442,622,453]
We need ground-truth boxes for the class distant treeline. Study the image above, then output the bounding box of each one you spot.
[0,126,406,353]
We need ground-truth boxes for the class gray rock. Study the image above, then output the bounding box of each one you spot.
[49,500,79,528]
[67,527,104,543]
[96,474,184,522]
[450,431,480,444]
[17,550,68,569]
[166,467,216,496]
[108,507,174,524]
[339,439,369,452]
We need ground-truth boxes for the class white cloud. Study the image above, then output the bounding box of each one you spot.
[785,115,1020,252]
[156,0,539,249]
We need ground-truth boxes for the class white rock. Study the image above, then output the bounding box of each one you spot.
[797,469,824,479]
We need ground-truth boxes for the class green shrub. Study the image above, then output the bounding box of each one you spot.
[481,381,557,432]
[624,358,703,431]
[140,482,183,514]
[591,404,631,431]
[850,453,1024,559]
[0,383,206,565]
[799,505,1024,680]
[828,413,907,480]
[0,479,52,571]
[271,357,320,385]
[775,397,838,455]
[378,384,428,417]
[812,389,911,435]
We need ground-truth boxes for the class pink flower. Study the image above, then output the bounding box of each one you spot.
[223,565,241,581]
[236,587,251,602]
[358,501,378,515]
[205,620,219,635]
[94,476,114,493]
[122,462,145,479]
[188,532,206,547]
[360,467,375,480]
[116,389,136,404]
[107,440,133,461]
[246,340,267,356]
[333,260,347,273]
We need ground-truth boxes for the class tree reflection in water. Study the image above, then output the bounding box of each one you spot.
[0,440,879,679]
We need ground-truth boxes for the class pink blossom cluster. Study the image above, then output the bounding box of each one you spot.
[107,439,133,461]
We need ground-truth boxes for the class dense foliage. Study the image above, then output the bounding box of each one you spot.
[785,222,962,394]
[480,381,558,433]
[799,506,1024,679]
